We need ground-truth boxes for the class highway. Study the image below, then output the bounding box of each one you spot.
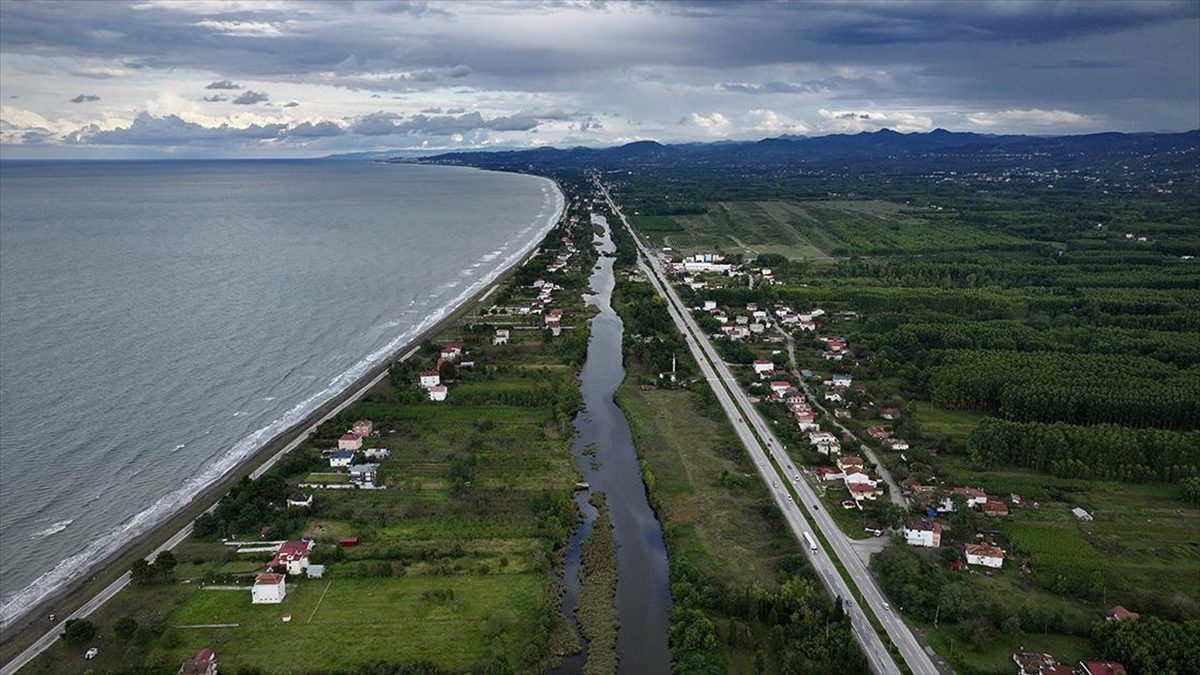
[598,178,941,675]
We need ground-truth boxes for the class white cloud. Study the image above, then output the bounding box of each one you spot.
[748,109,809,135]
[966,108,1094,127]
[817,108,934,133]
[691,111,731,136]
[194,20,284,37]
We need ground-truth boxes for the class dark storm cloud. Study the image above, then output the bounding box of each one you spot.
[231,90,269,105]
[69,94,100,103]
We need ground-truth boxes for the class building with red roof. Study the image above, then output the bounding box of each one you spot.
[1079,660,1126,675]
[267,539,314,575]
[1105,605,1140,621]
[178,648,217,675]
[251,573,286,604]
[337,433,363,451]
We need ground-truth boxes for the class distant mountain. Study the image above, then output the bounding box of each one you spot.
[411,128,1199,175]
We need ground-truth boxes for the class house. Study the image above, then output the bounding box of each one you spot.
[812,466,844,481]
[950,486,988,508]
[338,536,359,547]
[268,539,314,575]
[493,329,510,345]
[419,371,441,388]
[428,385,448,401]
[178,648,217,675]
[306,564,325,579]
[880,407,898,420]
[285,493,313,509]
[1072,507,1094,521]
[349,463,379,488]
[843,470,876,486]
[834,408,852,420]
[251,573,286,604]
[837,455,864,473]
[337,434,363,451]
[848,482,881,501]
[753,360,775,376]
[1079,661,1127,675]
[544,308,563,327]
[816,440,841,456]
[888,439,910,452]
[865,426,890,441]
[982,498,1010,517]
[809,431,837,446]
[798,321,817,332]
[329,450,354,468]
[832,373,853,387]
[363,447,390,460]
[769,381,791,396]
[352,419,373,437]
[1013,652,1056,675]
[823,391,843,403]
[440,343,462,361]
[965,543,1004,568]
[703,300,717,311]
[903,520,942,548]
[1106,606,1140,621]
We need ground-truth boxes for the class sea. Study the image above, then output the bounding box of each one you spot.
[0,159,563,630]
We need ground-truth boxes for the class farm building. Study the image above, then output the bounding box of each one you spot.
[251,573,287,604]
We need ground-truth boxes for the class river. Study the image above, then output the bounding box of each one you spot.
[555,212,672,674]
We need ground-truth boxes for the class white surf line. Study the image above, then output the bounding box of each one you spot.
[307,580,333,624]
[1,348,417,675]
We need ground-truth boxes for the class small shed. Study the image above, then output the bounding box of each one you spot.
[338,537,359,547]
[1071,507,1094,522]
[306,564,326,579]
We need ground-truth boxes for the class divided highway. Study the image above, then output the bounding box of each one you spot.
[597,179,941,675]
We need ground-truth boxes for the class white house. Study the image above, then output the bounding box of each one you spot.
[286,494,313,508]
[363,448,391,460]
[753,360,775,376]
[843,470,876,486]
[337,434,363,451]
[965,543,1004,568]
[702,300,717,311]
[832,374,853,387]
[950,486,989,509]
[903,520,942,548]
[769,381,791,397]
[349,463,379,488]
[493,329,510,345]
[809,431,837,446]
[888,439,910,452]
[419,371,441,388]
[267,540,314,575]
[329,450,354,468]
[823,391,844,403]
[251,573,287,604]
[428,385,448,402]
[440,343,462,361]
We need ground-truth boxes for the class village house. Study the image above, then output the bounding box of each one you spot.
[493,329,510,345]
[888,439,910,452]
[844,470,876,487]
[941,486,988,511]
[903,520,942,547]
[268,539,314,575]
[349,463,379,488]
[1013,652,1066,675]
[329,450,354,469]
[544,308,563,327]
[1072,507,1094,521]
[1079,661,1127,675]
[177,648,217,675]
[337,433,363,451]
[306,564,325,579]
[965,543,1004,568]
[439,343,462,361]
[880,407,898,420]
[813,466,844,481]
[866,425,891,440]
[769,380,791,397]
[816,439,841,456]
[982,498,1010,517]
[753,360,775,376]
[285,493,313,509]
[251,573,286,604]
[848,482,882,502]
[352,419,373,437]
[702,299,717,311]
[823,390,844,403]
[837,455,865,473]
[809,431,838,446]
[1105,606,1140,621]
[749,322,766,334]
[794,411,818,430]
[363,447,391,460]
[428,385,448,402]
[834,408,852,420]
[832,373,853,388]
[419,371,441,388]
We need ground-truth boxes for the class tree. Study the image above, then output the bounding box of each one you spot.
[61,618,96,647]
[114,615,138,641]
[130,559,156,585]
[153,550,177,577]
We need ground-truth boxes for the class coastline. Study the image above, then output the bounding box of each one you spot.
[0,169,565,671]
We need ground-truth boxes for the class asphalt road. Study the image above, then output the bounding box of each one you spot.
[599,179,942,675]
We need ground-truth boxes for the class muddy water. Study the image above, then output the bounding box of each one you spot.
[554,213,672,675]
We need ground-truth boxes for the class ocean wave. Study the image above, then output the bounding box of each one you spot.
[32,520,73,538]
[0,174,564,632]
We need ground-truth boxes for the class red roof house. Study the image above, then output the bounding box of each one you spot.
[267,539,314,575]
[178,648,217,675]
[1079,660,1127,675]
[1105,605,1140,621]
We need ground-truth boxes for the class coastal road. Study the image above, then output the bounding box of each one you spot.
[0,351,410,675]
[598,179,941,675]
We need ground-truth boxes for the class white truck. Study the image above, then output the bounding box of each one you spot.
[803,531,818,553]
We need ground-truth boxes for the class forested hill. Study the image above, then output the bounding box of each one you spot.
[412,128,1199,177]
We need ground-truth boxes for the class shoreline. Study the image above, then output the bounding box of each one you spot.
[0,170,565,671]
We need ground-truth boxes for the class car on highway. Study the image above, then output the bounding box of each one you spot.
[813,503,820,510]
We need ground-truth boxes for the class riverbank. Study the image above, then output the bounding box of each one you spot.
[0,173,566,670]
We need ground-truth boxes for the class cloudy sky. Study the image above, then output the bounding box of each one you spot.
[1,0,1197,158]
